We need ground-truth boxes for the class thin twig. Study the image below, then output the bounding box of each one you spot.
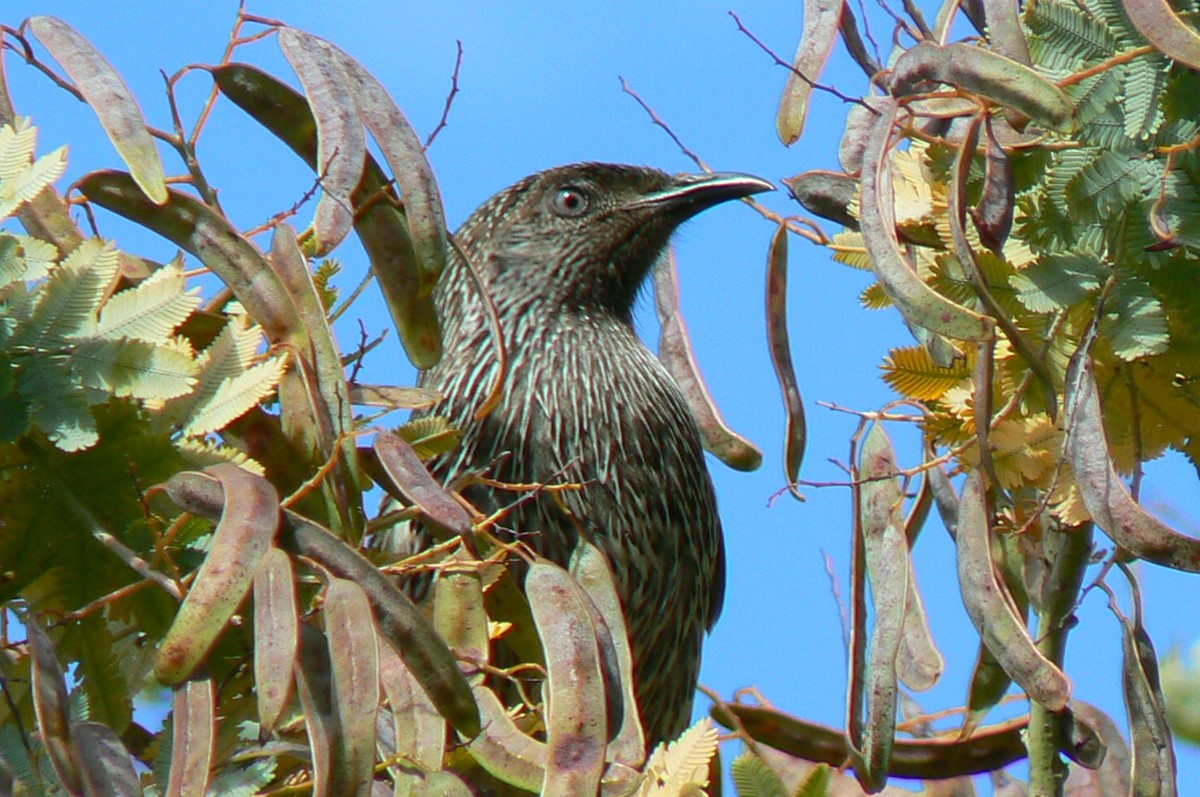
[425,39,463,150]
[872,0,922,41]
[618,75,709,171]
[853,0,883,64]
[728,12,868,107]
[620,76,826,244]
[3,25,83,100]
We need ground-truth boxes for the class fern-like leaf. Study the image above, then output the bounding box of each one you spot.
[181,353,287,437]
[72,338,198,400]
[18,354,98,451]
[0,145,67,220]
[1066,150,1159,223]
[830,231,871,270]
[0,119,38,179]
[15,239,119,349]
[97,262,201,343]
[636,717,719,796]
[175,437,266,475]
[1026,0,1118,64]
[881,345,971,401]
[397,415,463,459]
[1122,54,1169,141]
[162,316,265,429]
[729,751,788,797]
[859,282,892,310]
[1102,275,1170,360]
[1009,252,1106,313]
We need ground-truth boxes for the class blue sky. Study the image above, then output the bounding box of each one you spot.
[5,2,1200,793]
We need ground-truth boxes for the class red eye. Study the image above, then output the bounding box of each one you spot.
[551,186,589,217]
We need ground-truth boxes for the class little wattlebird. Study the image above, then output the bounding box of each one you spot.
[414,163,773,747]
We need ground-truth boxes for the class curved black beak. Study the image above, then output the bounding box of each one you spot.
[628,171,775,217]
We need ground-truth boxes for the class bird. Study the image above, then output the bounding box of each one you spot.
[413,162,773,747]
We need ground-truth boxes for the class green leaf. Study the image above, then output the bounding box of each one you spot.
[74,615,132,734]
[181,353,287,437]
[96,261,201,343]
[15,239,119,350]
[730,750,788,797]
[0,121,68,220]
[18,354,97,451]
[1122,54,1169,141]
[795,763,832,797]
[1102,275,1171,359]
[71,338,198,400]
[204,759,277,797]
[1010,252,1106,312]
[161,316,264,430]
[1026,0,1118,66]
[1066,150,1160,223]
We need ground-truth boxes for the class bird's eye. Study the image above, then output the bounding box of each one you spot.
[550,186,589,218]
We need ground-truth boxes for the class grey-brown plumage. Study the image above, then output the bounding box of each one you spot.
[416,163,772,746]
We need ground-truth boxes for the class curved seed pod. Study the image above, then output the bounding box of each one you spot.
[166,673,215,797]
[28,618,80,795]
[964,643,1013,736]
[375,432,474,539]
[379,638,445,792]
[78,171,303,346]
[332,49,449,295]
[957,471,1071,710]
[859,100,993,342]
[1068,701,1132,795]
[890,42,1074,132]
[766,224,807,499]
[927,457,960,539]
[777,0,846,145]
[572,572,625,746]
[526,558,608,797]
[571,543,645,766]
[464,684,643,797]
[277,28,365,256]
[653,250,762,471]
[27,16,167,204]
[433,555,489,684]
[425,771,475,796]
[253,547,299,733]
[1126,0,1200,69]
[267,223,362,535]
[325,578,380,797]
[1117,585,1178,795]
[156,463,280,685]
[854,423,907,786]
[971,117,1015,253]
[463,685,547,791]
[839,100,880,173]
[782,170,859,229]
[861,429,942,692]
[290,513,479,738]
[295,624,335,796]
[164,469,481,737]
[71,721,142,797]
[1065,354,1200,572]
[210,63,441,368]
[713,701,1029,779]
[980,0,1031,65]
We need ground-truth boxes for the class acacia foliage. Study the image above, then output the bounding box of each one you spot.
[744,0,1200,793]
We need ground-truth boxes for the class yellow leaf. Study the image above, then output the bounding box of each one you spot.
[881,345,971,401]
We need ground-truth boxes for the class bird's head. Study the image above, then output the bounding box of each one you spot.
[453,163,773,322]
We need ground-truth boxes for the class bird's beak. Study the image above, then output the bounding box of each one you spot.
[628,172,775,217]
